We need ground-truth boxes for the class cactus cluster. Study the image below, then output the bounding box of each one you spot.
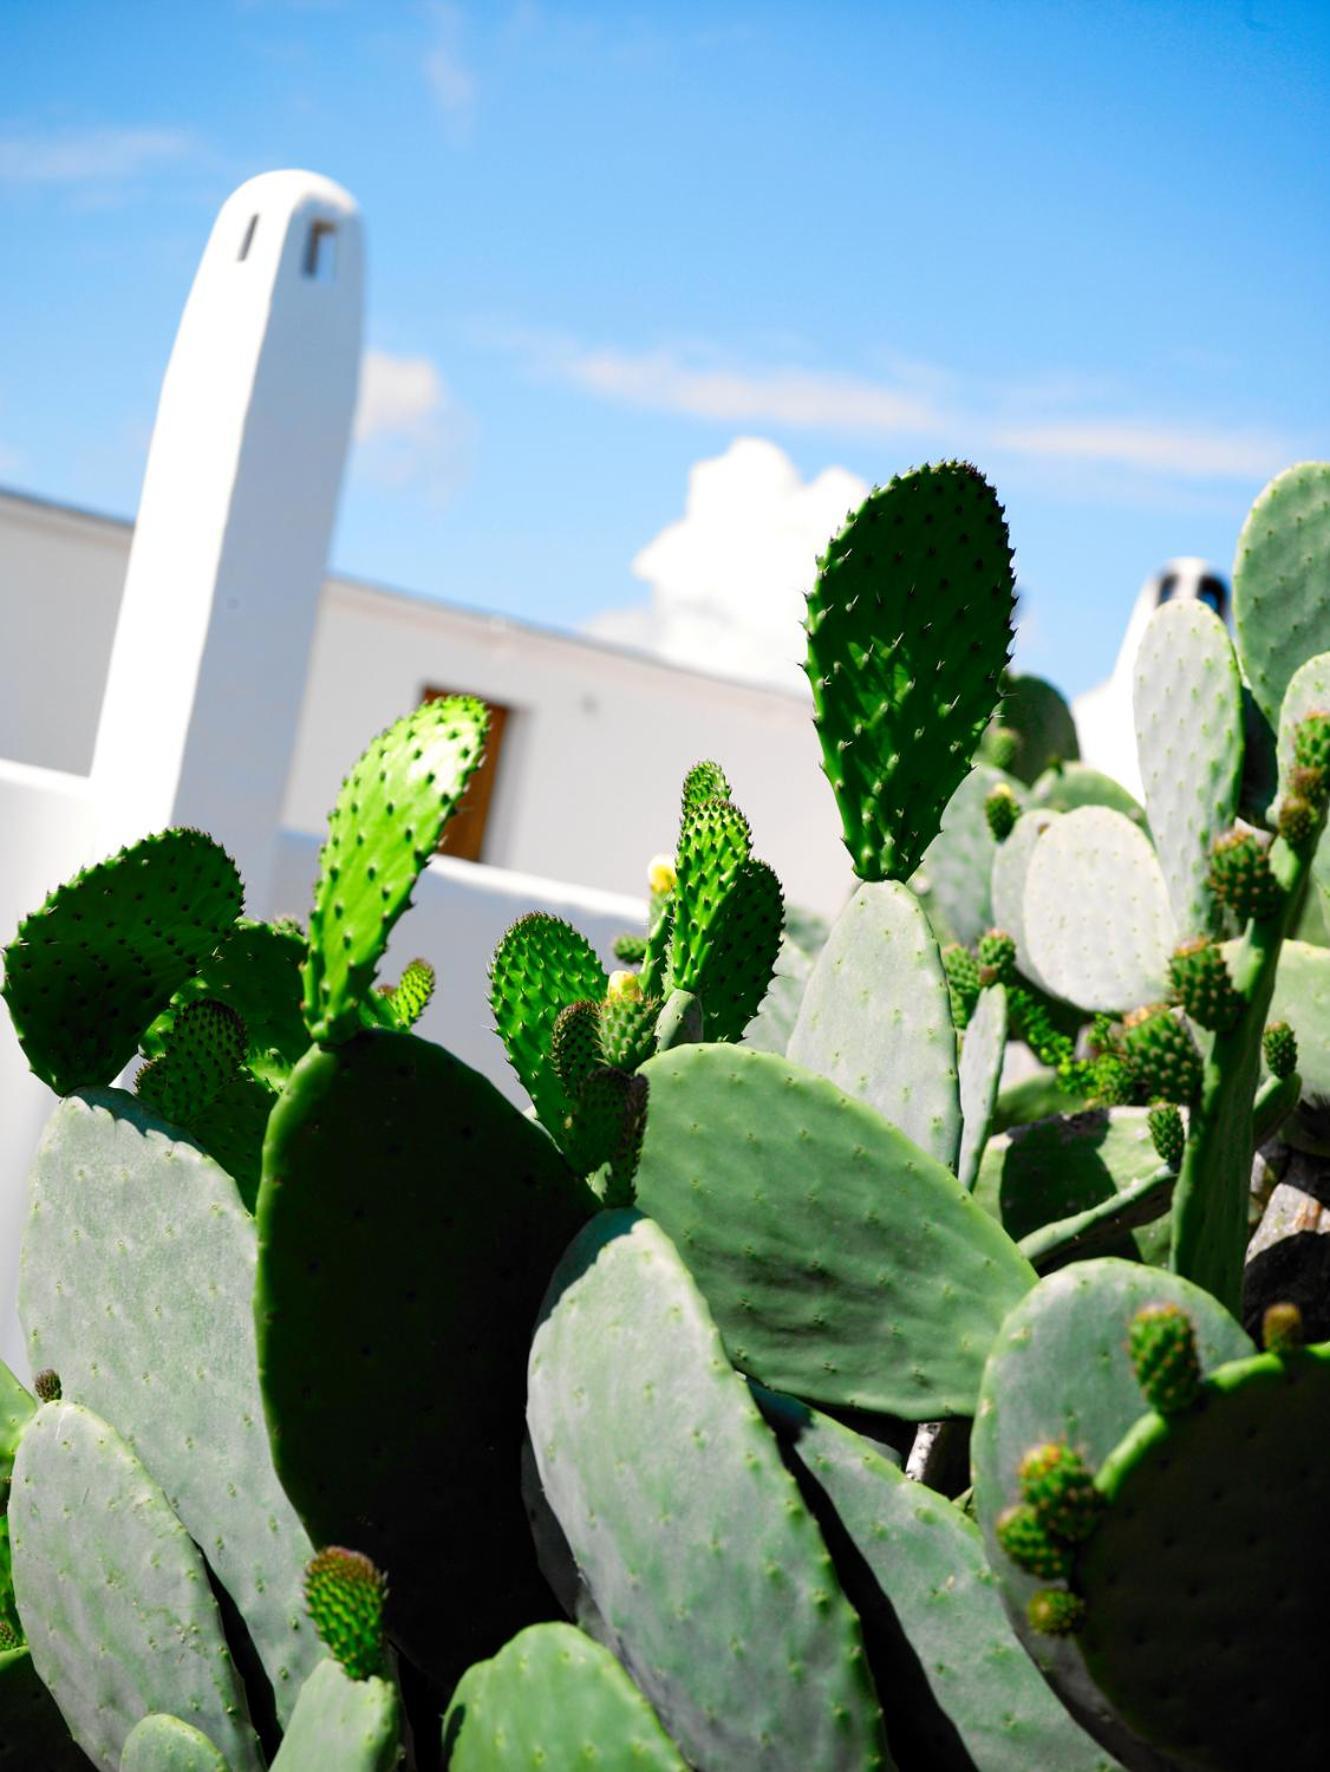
[1,461,1329,1768]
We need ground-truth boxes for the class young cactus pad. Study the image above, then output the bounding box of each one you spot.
[527,1211,888,1771]
[1232,461,1330,728]
[303,696,488,1043]
[256,1029,593,1691]
[9,1402,263,1772]
[442,1623,686,1772]
[805,462,1015,882]
[0,827,243,1096]
[120,1715,230,1772]
[489,913,608,1138]
[268,1658,402,1772]
[303,1548,386,1683]
[631,1045,1035,1418]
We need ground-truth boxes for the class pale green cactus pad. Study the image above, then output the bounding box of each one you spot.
[989,674,1080,785]
[1268,939,1330,1103]
[21,1090,322,1726]
[1024,807,1174,1011]
[442,1623,686,1771]
[971,1261,1253,1768]
[912,763,1018,946]
[755,1389,1116,1771]
[527,1211,888,1771]
[788,879,960,1169]
[632,1045,1035,1418]
[974,1107,1174,1268]
[957,982,1007,1191]
[1274,650,1330,909]
[121,1715,229,1772]
[1078,1342,1330,1767]
[9,1402,263,1772]
[989,807,1058,986]
[1029,763,1146,825]
[303,696,488,1043]
[269,1660,401,1772]
[0,1641,90,1771]
[1132,599,1243,938]
[1233,461,1330,728]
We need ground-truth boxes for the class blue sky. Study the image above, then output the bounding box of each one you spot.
[2,0,1327,697]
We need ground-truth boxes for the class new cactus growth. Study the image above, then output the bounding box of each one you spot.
[1027,1589,1086,1637]
[1017,1442,1104,1543]
[30,1371,59,1405]
[1208,827,1284,921]
[985,782,1020,841]
[1262,1300,1303,1353]
[977,927,1017,985]
[1119,1005,1203,1104]
[1168,937,1242,1031]
[1128,1302,1202,1412]
[995,1504,1071,1579]
[1264,1018,1298,1078]
[1146,1103,1185,1169]
[303,1548,387,1682]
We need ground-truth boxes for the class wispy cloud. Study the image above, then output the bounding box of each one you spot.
[353,346,468,495]
[424,3,475,138]
[0,127,197,186]
[490,328,1296,485]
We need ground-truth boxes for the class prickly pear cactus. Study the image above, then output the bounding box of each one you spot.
[120,1716,229,1772]
[1233,461,1330,728]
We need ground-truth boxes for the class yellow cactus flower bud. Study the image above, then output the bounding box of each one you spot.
[607,970,643,1002]
[647,853,677,895]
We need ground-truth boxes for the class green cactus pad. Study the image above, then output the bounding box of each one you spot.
[1232,461,1330,728]
[1132,599,1243,939]
[1208,826,1283,922]
[135,998,246,1126]
[0,1643,90,1771]
[788,881,961,1169]
[680,758,730,812]
[692,857,784,1042]
[805,463,1015,882]
[755,1390,1114,1771]
[941,943,982,1028]
[988,674,1081,786]
[1273,653,1330,908]
[10,1401,263,1772]
[1,827,243,1097]
[1029,762,1147,825]
[563,1066,647,1201]
[912,763,1019,946]
[1168,937,1241,1030]
[527,1211,887,1770]
[489,913,608,1136]
[632,1045,1035,1418]
[374,956,435,1031]
[121,1716,229,1772]
[257,1029,592,1691]
[442,1623,686,1771]
[551,999,603,1093]
[270,1659,401,1772]
[1077,1342,1330,1766]
[974,1107,1174,1268]
[1266,940,1330,1108]
[142,917,307,1092]
[184,1070,279,1211]
[610,932,646,964]
[1024,806,1174,1011]
[667,796,751,992]
[957,982,1007,1191]
[304,1549,386,1683]
[971,1260,1253,1767]
[652,986,701,1052]
[989,806,1057,984]
[20,1089,322,1725]
[303,696,488,1043]
[1146,1103,1185,1170]
[596,990,658,1070]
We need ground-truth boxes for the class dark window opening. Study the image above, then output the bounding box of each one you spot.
[303,220,338,282]
[1199,575,1228,618]
[421,688,511,863]
[1156,572,1178,605]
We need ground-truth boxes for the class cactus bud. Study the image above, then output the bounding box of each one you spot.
[1128,1303,1201,1413]
[1277,794,1319,849]
[1208,828,1284,923]
[304,1547,387,1682]
[612,932,647,964]
[606,970,643,1003]
[647,854,677,896]
[1263,1020,1298,1080]
[33,1369,61,1403]
[1146,1104,1185,1170]
[1289,762,1328,808]
[996,1504,1071,1579]
[1027,1588,1086,1637]
[986,725,1019,772]
[941,944,982,1030]
[1293,709,1330,778]
[1167,939,1241,1031]
[598,991,662,1072]
[985,784,1019,842]
[977,929,1018,987]
[550,1000,601,1094]
[1262,1300,1304,1355]
[1120,1006,1202,1106]
[0,1621,19,1651]
[1018,1442,1104,1543]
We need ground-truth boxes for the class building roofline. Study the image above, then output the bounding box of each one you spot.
[0,480,809,711]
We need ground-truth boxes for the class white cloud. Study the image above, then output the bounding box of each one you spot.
[494,329,1295,486]
[354,348,447,443]
[0,127,195,185]
[424,4,475,135]
[585,437,866,691]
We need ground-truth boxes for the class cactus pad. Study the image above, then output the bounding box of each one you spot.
[1232,461,1330,728]
[632,1045,1034,1418]
[269,1659,401,1772]
[9,1401,262,1772]
[667,795,752,992]
[989,806,1057,984]
[442,1623,686,1771]
[1024,807,1174,1011]
[788,880,961,1169]
[1077,1342,1330,1766]
[20,1089,322,1725]
[303,696,488,1042]
[489,913,608,1136]
[1132,599,1243,937]
[1,827,242,1096]
[691,857,784,1041]
[957,982,1007,1191]
[304,1549,387,1683]
[141,917,306,1092]
[597,991,659,1071]
[681,758,730,812]
[551,999,602,1092]
[527,1211,888,1770]
[257,1029,592,1690]
[912,763,1017,946]
[804,463,1014,882]
[121,1716,229,1772]
[135,998,246,1125]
